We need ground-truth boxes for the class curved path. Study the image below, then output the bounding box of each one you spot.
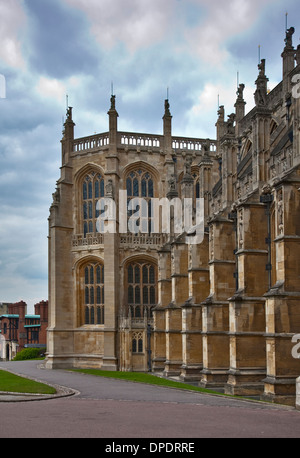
[0,361,299,438]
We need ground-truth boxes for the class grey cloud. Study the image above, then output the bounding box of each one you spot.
[23,0,100,79]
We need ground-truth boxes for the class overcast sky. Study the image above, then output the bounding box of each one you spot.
[0,0,299,313]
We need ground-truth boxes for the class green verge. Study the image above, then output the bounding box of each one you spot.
[0,370,56,395]
[70,369,223,395]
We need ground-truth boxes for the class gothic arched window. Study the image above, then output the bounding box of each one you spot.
[83,172,105,236]
[132,332,143,353]
[126,170,154,198]
[83,262,104,325]
[127,262,156,318]
[126,170,154,233]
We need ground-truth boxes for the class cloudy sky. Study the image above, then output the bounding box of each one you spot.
[0,0,299,313]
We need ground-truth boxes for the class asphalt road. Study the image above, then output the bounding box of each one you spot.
[0,360,299,439]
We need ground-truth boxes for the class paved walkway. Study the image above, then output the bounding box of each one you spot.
[0,361,299,438]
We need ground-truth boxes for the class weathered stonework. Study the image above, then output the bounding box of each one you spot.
[46,28,300,406]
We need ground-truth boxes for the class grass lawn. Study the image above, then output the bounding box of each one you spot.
[70,368,223,395]
[0,370,56,395]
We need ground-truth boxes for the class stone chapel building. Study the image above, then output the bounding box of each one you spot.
[46,27,300,406]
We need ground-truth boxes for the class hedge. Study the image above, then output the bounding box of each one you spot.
[13,347,46,361]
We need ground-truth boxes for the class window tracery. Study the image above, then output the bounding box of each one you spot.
[132,332,143,353]
[127,262,156,318]
[82,262,104,325]
[126,169,154,233]
[82,172,105,236]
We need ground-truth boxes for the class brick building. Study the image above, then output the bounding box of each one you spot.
[0,300,48,360]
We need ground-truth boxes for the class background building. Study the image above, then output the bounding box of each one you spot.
[46,27,300,406]
[0,300,48,360]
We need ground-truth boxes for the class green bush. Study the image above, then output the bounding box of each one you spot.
[13,347,46,361]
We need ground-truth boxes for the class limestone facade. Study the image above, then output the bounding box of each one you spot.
[46,28,300,406]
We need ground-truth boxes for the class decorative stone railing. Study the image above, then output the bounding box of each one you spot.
[119,316,154,329]
[72,233,104,247]
[72,232,169,249]
[119,132,162,149]
[172,137,217,152]
[71,130,217,155]
[72,133,109,153]
[119,233,169,248]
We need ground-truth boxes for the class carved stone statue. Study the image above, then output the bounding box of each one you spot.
[285,26,295,48]
[184,156,192,176]
[168,174,177,191]
[110,94,116,110]
[164,99,171,117]
[258,59,266,77]
[105,179,114,198]
[52,187,60,204]
[203,138,211,153]
[236,83,245,100]
[217,105,225,122]
[255,84,267,106]
[238,208,244,249]
[277,188,284,235]
[66,106,73,121]
[227,113,236,134]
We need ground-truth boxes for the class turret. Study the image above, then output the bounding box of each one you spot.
[235,83,246,134]
[163,98,172,157]
[215,105,226,147]
[61,106,75,166]
[107,94,118,148]
[282,26,296,94]
[254,59,269,108]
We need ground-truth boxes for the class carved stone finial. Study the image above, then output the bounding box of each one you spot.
[236,83,245,100]
[66,106,73,121]
[203,138,211,153]
[285,26,295,48]
[258,59,266,77]
[110,94,116,110]
[254,59,269,107]
[164,98,171,117]
[217,105,224,121]
[52,187,60,204]
[227,113,235,134]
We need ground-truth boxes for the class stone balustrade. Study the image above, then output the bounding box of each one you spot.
[71,131,217,155]
[72,133,110,153]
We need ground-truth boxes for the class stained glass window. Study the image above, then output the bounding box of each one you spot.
[82,173,105,236]
[82,262,104,325]
[127,262,157,318]
[125,170,154,233]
